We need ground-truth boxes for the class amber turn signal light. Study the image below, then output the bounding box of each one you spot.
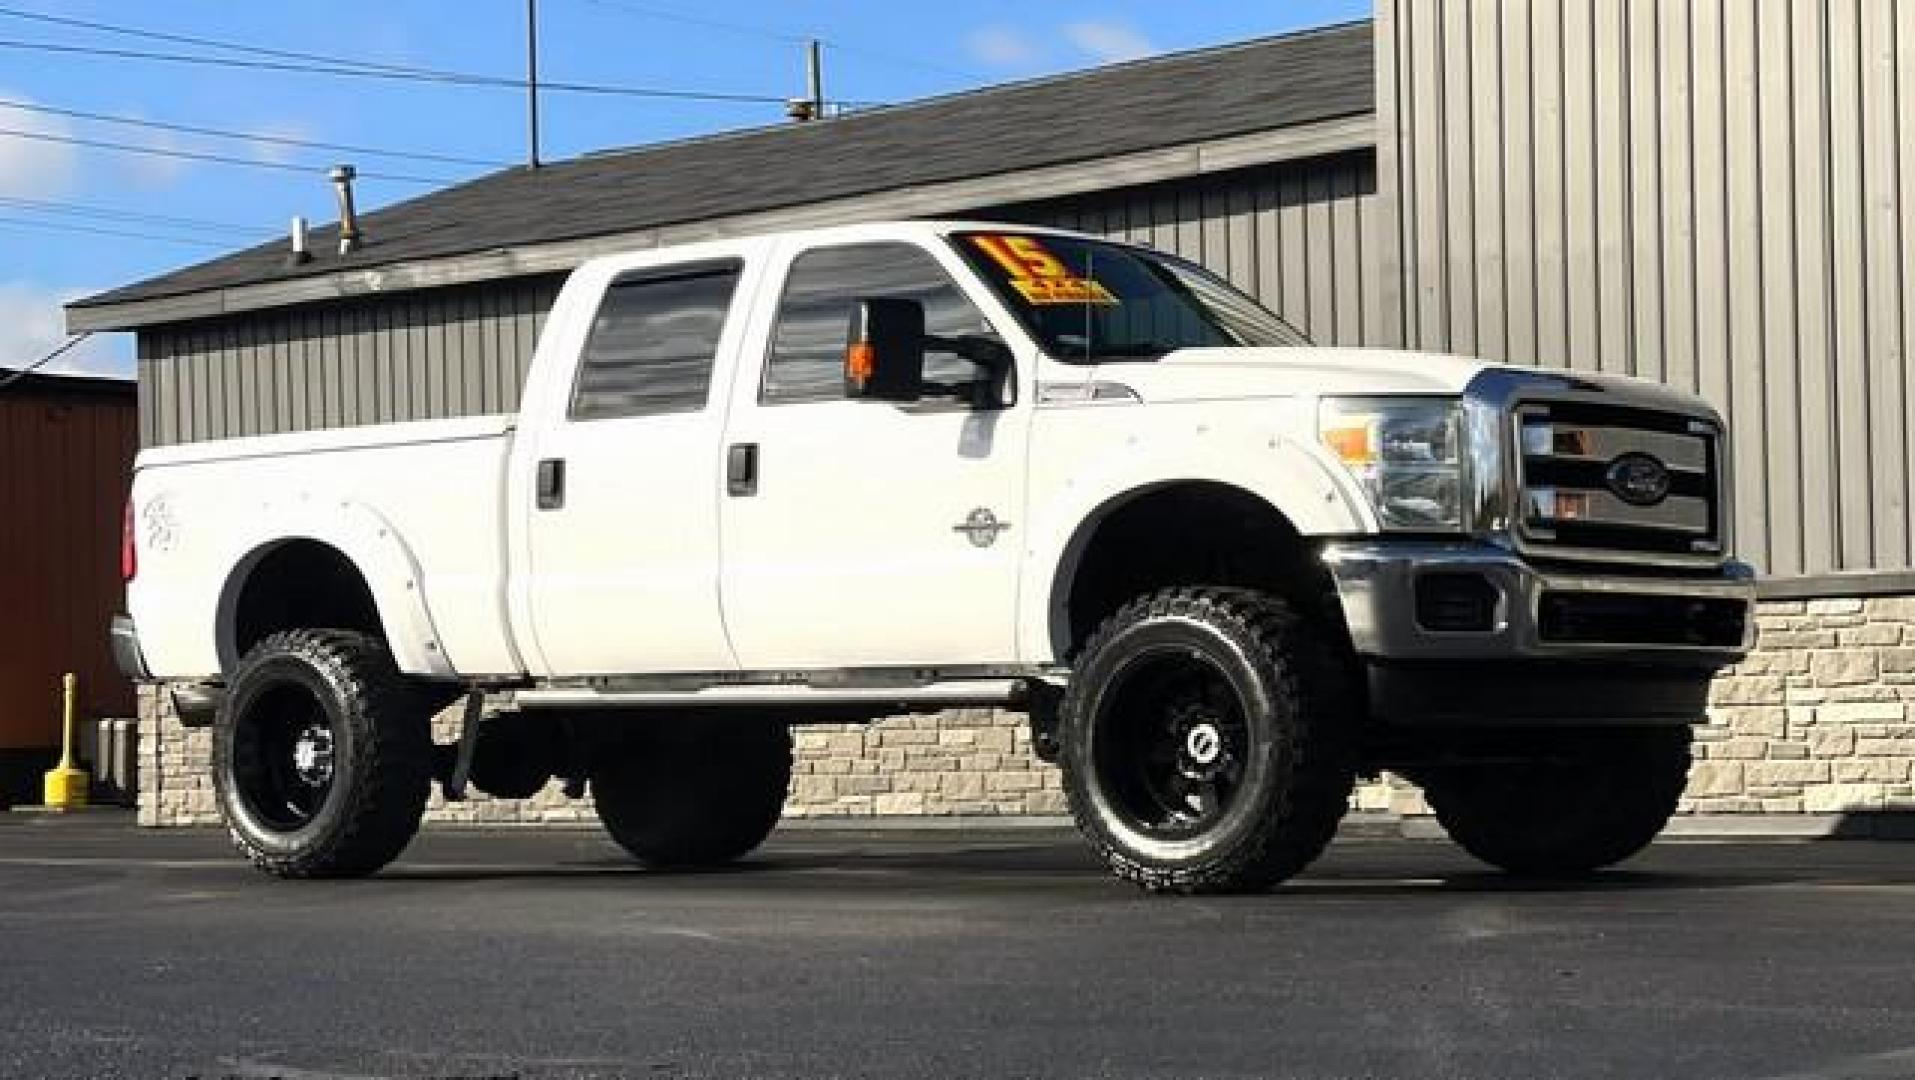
[845,341,876,388]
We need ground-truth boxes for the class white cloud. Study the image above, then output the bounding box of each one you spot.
[0,282,133,379]
[0,92,79,199]
[967,21,1162,71]
[1063,20,1159,64]
[244,122,314,167]
[118,125,193,190]
[966,25,1044,68]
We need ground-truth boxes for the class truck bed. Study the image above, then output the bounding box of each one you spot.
[129,415,521,679]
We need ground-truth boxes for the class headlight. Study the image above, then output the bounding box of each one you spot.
[1318,397,1465,530]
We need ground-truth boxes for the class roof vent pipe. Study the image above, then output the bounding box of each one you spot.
[785,38,824,122]
[288,215,311,265]
[329,164,361,255]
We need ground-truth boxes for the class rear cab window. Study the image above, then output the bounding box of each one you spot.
[570,259,744,421]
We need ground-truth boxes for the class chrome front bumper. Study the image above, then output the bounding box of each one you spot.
[1321,541,1757,667]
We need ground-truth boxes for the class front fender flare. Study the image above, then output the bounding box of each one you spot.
[1017,435,1371,663]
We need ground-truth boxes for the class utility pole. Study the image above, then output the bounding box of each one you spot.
[526,0,542,167]
[806,38,824,120]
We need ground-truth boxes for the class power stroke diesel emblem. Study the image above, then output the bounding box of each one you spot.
[953,508,1011,548]
[1604,452,1673,507]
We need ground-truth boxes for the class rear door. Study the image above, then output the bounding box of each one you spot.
[518,259,749,675]
[717,238,1030,670]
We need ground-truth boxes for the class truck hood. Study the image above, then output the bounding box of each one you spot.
[1090,347,1716,415]
[1084,347,1494,401]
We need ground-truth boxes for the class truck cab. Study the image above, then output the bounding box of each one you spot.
[115,221,1756,891]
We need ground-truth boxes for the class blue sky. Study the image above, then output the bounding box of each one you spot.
[0,0,1368,378]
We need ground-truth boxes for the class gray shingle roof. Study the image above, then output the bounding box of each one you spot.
[72,21,1372,313]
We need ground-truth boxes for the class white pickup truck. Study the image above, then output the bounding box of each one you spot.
[112,221,1756,892]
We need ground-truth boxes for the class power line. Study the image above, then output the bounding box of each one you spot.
[0,37,811,104]
[0,126,449,185]
[0,195,266,237]
[0,5,448,76]
[0,36,885,109]
[0,97,509,169]
[0,333,96,391]
[0,214,232,247]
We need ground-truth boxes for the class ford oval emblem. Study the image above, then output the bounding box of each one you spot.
[1605,452,1672,507]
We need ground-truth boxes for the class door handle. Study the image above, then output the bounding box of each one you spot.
[727,443,758,497]
[536,458,565,510]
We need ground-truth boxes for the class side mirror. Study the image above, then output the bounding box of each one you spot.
[845,298,925,402]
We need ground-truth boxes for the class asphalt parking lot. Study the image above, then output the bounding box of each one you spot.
[3,815,1915,1080]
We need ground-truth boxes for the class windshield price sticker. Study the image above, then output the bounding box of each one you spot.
[971,234,1120,306]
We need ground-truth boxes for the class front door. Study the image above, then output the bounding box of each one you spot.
[719,240,1029,670]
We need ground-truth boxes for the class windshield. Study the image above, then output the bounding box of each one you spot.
[953,230,1311,362]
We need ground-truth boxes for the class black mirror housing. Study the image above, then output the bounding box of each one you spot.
[845,298,925,402]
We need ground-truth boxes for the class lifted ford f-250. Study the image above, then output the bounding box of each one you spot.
[112,221,1755,892]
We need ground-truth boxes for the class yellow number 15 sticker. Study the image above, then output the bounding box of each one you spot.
[971,234,1120,307]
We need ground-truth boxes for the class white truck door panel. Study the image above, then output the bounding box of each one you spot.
[720,240,1029,669]
[721,402,1026,668]
[520,260,748,675]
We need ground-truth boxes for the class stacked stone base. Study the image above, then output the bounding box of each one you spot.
[137,596,1915,828]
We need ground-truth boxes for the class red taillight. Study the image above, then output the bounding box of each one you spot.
[121,496,137,583]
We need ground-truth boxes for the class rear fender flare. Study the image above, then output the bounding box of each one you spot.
[214,495,454,678]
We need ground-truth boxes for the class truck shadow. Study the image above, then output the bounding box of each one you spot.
[373,834,1915,897]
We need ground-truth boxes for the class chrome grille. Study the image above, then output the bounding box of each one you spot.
[1513,401,1724,563]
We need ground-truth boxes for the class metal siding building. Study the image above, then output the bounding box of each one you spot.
[76,8,1915,593]
[1375,0,1915,586]
[0,372,137,804]
[135,276,562,445]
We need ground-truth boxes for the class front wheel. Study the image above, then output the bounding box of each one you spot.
[1418,726,1694,876]
[212,630,435,878]
[1059,587,1358,894]
[592,719,792,868]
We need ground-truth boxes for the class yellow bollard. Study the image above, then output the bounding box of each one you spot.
[42,673,89,810]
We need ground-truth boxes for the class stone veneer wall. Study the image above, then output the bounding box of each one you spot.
[137,596,1915,827]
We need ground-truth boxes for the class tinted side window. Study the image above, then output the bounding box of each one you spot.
[764,243,1002,404]
[570,263,741,420]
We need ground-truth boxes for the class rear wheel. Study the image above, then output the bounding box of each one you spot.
[213,630,435,878]
[1060,587,1358,894]
[591,719,792,868]
[1419,726,1694,876]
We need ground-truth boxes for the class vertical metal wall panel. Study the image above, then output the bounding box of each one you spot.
[0,380,136,753]
[134,276,563,448]
[988,152,1383,349]
[1723,0,1768,572]
[1900,1,1915,561]
[1377,0,1915,578]
[1531,0,1570,371]
[1470,0,1506,363]
[1658,0,1698,396]
[1862,0,1910,569]
[1757,0,1804,574]
[1627,0,1665,386]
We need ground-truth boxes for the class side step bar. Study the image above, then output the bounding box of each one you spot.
[507,679,1025,710]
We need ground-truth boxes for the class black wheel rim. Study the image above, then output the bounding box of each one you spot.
[1092,648,1252,841]
[232,683,338,832]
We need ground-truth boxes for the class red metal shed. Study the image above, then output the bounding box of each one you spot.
[0,369,137,805]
